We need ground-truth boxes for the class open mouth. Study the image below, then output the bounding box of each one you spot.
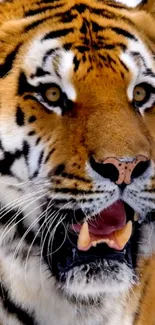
[71,200,136,252]
[44,200,141,282]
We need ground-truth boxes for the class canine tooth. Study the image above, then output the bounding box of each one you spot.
[114,221,132,249]
[77,222,91,250]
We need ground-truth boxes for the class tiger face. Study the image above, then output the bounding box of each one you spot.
[0,0,155,307]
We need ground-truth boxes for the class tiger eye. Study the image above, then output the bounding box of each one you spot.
[45,86,61,103]
[133,85,147,103]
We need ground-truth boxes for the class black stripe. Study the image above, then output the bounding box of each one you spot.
[131,51,142,58]
[28,130,36,136]
[43,48,58,63]
[0,283,36,325]
[111,27,137,41]
[73,56,80,72]
[144,68,155,78]
[107,54,116,65]
[71,3,87,14]
[24,3,63,17]
[119,58,129,71]
[100,43,120,50]
[59,11,77,23]
[31,150,44,178]
[0,207,17,225]
[105,2,127,9]
[16,106,25,126]
[17,72,34,96]
[75,45,89,53]
[24,94,39,103]
[55,3,135,27]
[28,115,37,123]
[53,188,102,195]
[23,141,30,161]
[45,148,56,163]
[63,42,73,51]
[42,27,74,41]
[52,163,65,175]
[55,6,116,23]
[61,172,91,183]
[24,17,49,32]
[36,137,41,145]
[104,42,126,50]
[91,20,104,32]
[0,44,21,78]
[0,150,22,176]
[91,8,116,20]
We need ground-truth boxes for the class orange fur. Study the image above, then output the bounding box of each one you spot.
[124,256,155,324]
[0,1,155,324]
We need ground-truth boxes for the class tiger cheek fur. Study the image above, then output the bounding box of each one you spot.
[0,1,155,325]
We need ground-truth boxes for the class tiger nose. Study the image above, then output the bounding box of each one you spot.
[89,155,150,185]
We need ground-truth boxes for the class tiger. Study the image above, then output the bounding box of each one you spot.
[0,0,155,324]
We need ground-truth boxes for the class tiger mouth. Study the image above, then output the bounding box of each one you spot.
[43,200,141,280]
[70,201,136,252]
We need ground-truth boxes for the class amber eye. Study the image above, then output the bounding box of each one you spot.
[133,85,146,102]
[38,83,73,114]
[44,86,61,103]
[133,83,152,107]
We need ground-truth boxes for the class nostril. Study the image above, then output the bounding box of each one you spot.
[89,156,119,182]
[131,160,151,179]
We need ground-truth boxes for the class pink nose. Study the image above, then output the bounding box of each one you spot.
[90,155,150,185]
[103,156,148,185]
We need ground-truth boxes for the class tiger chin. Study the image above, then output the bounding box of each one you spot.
[0,0,155,324]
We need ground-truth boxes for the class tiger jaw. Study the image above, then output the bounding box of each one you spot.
[42,200,140,294]
[70,200,138,253]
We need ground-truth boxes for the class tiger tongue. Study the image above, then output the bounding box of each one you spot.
[88,200,126,236]
[77,201,132,251]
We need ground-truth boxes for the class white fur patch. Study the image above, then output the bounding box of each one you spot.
[139,222,155,256]
[23,35,76,116]
[0,115,25,152]
[120,38,155,115]
[114,0,143,7]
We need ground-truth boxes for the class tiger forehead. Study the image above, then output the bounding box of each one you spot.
[0,0,142,82]
[23,10,132,83]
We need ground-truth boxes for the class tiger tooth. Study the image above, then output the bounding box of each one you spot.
[92,241,97,247]
[77,222,91,251]
[92,238,112,247]
[134,212,139,221]
[114,221,132,249]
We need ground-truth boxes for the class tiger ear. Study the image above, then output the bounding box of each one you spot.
[138,0,155,15]
[129,0,155,46]
[115,0,155,12]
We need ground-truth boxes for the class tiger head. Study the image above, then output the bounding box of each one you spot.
[0,0,155,304]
